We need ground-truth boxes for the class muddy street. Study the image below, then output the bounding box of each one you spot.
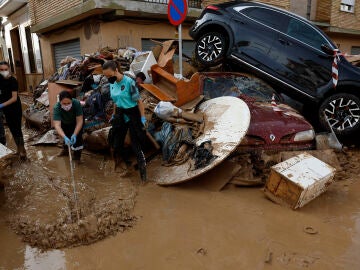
[1,136,360,269]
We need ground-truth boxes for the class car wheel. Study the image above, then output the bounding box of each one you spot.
[319,93,360,135]
[195,32,227,67]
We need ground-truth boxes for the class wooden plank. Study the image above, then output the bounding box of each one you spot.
[55,80,82,86]
[141,84,176,102]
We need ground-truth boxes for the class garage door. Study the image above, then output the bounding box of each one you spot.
[53,39,81,70]
[141,39,195,58]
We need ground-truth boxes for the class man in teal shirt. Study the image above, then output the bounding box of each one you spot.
[103,61,147,182]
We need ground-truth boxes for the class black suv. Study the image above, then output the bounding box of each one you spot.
[190,1,360,135]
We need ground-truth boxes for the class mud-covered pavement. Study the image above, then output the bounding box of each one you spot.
[1,132,360,269]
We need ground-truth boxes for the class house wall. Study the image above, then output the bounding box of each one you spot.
[4,5,43,91]
[39,19,193,77]
[315,0,331,22]
[329,33,360,53]
[330,0,360,30]
[28,0,82,25]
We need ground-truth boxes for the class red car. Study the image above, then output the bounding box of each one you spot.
[199,73,315,152]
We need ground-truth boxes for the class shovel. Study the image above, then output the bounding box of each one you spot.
[323,113,342,151]
[68,145,80,222]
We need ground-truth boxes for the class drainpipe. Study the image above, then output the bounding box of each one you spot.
[307,0,312,20]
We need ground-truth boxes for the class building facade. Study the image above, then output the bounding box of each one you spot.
[0,0,43,92]
[28,0,202,77]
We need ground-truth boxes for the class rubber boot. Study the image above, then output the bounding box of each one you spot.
[139,164,147,182]
[73,150,82,161]
[17,144,27,161]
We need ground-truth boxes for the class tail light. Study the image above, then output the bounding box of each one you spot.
[206,5,219,11]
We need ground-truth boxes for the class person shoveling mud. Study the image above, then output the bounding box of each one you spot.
[53,91,84,161]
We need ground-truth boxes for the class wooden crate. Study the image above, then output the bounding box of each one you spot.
[264,153,336,209]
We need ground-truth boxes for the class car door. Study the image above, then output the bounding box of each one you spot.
[231,7,288,71]
[268,16,334,98]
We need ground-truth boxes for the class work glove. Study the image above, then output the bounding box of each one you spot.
[0,104,4,109]
[70,134,77,145]
[64,136,71,146]
[141,116,148,128]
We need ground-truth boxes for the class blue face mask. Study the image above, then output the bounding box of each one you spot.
[91,83,98,89]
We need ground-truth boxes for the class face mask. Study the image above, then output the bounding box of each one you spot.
[61,103,72,111]
[108,76,117,84]
[0,71,9,78]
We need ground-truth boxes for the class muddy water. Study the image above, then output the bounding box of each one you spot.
[1,137,360,268]
[1,140,137,250]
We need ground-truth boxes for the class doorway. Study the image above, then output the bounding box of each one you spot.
[10,27,26,92]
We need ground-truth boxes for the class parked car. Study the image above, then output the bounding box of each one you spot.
[199,72,315,151]
[190,1,360,135]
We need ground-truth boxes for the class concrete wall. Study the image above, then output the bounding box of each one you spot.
[290,0,308,18]
[329,33,360,53]
[39,19,193,77]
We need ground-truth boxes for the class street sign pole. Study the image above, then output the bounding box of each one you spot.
[178,23,183,77]
[168,0,187,78]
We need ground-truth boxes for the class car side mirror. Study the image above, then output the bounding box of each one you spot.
[321,44,334,55]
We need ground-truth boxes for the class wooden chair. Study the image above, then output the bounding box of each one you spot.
[141,60,200,107]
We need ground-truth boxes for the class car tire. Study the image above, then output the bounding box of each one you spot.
[195,32,227,67]
[319,93,360,135]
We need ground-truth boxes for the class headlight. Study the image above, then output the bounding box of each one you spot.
[293,130,315,142]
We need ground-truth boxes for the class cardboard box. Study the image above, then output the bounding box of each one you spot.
[264,153,336,209]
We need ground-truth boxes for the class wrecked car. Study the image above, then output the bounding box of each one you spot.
[190,1,360,136]
[199,73,315,151]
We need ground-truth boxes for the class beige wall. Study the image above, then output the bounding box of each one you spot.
[328,33,360,54]
[39,19,192,77]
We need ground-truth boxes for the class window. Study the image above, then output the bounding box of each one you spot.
[242,7,287,32]
[351,46,360,55]
[286,18,327,50]
[25,27,36,73]
[341,0,355,13]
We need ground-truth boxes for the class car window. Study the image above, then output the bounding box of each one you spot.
[242,7,287,32]
[286,18,328,50]
[202,75,278,102]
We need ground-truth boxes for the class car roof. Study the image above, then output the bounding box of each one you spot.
[214,1,313,25]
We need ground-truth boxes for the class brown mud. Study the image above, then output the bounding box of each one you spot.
[1,127,360,268]
[1,132,137,249]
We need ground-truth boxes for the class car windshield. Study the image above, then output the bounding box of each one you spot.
[202,75,277,102]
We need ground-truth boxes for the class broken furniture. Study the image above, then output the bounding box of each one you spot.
[141,61,200,107]
[264,153,336,209]
[129,51,157,83]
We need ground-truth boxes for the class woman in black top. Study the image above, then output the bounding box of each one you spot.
[0,61,26,159]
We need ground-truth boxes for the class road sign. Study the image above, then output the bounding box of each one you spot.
[168,0,188,26]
